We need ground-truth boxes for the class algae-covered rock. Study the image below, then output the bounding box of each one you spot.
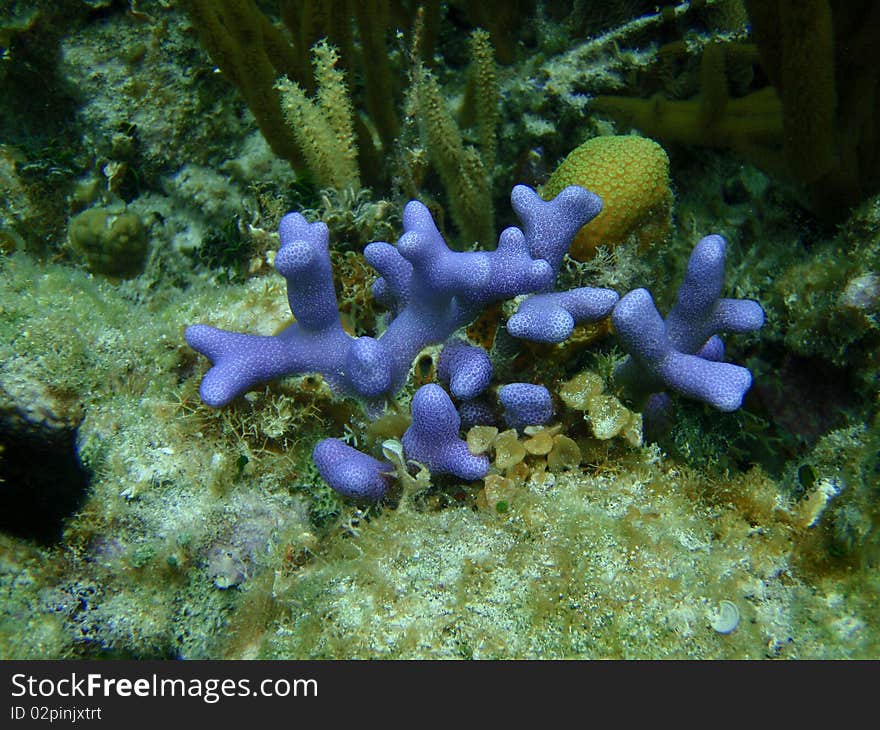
[68,207,149,278]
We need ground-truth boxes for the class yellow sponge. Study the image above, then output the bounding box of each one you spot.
[542,135,672,261]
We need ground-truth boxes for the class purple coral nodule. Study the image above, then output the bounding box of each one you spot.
[437,338,493,400]
[312,438,394,502]
[401,384,489,481]
[506,287,619,343]
[499,383,553,430]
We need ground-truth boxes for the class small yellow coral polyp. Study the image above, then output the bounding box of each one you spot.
[542,135,672,261]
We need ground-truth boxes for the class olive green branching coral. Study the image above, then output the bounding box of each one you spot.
[275,41,360,191]
[410,29,498,245]
[185,0,307,169]
[463,29,500,177]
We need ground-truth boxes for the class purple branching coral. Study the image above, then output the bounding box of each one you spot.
[186,185,610,411]
[186,185,764,502]
[402,384,490,481]
[612,234,765,412]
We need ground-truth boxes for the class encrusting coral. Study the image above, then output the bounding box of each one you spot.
[559,369,642,446]
[67,206,149,279]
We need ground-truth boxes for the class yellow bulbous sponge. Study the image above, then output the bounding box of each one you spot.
[542,135,672,261]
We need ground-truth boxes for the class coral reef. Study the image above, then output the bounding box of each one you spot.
[263,452,880,659]
[1,0,879,664]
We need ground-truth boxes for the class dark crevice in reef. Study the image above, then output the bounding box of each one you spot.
[0,420,92,545]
